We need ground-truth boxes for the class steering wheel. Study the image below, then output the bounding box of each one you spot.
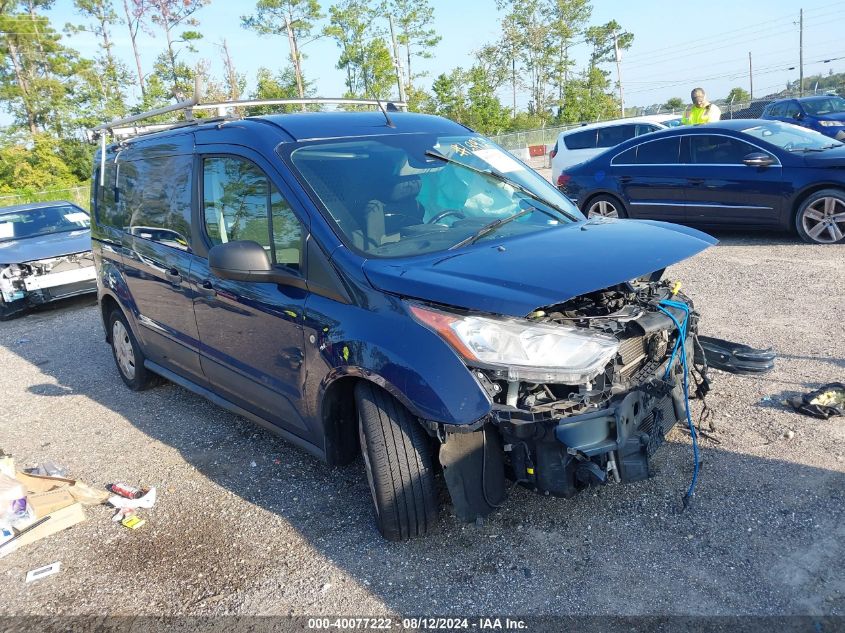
[426,210,466,224]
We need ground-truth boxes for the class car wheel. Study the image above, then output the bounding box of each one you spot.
[585,194,627,219]
[795,189,845,244]
[108,308,160,391]
[354,382,438,541]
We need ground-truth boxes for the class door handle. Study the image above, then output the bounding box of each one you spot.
[198,279,217,297]
[687,177,704,185]
[164,268,182,285]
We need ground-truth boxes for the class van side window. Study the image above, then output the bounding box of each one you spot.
[596,125,635,148]
[98,161,122,229]
[119,155,193,251]
[203,156,302,271]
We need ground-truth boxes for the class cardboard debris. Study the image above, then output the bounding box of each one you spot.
[0,503,86,556]
[14,471,75,494]
[26,488,75,519]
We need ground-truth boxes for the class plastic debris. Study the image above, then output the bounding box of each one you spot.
[121,516,145,530]
[108,486,156,511]
[25,562,61,583]
[24,462,68,478]
[787,383,845,419]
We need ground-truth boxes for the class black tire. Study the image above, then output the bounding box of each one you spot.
[354,382,438,541]
[108,308,160,391]
[583,194,628,219]
[795,189,845,244]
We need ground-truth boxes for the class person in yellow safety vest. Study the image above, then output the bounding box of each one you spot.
[682,87,722,125]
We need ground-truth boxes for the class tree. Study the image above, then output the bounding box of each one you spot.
[68,0,131,121]
[548,0,591,114]
[249,66,313,114]
[386,0,440,86]
[664,96,684,112]
[146,0,208,99]
[496,0,555,123]
[725,87,750,104]
[121,0,150,98]
[241,0,323,100]
[0,3,93,136]
[218,38,245,101]
[324,0,395,99]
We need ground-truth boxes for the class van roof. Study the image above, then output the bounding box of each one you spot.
[104,111,471,150]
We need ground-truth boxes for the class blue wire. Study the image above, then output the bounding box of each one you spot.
[657,299,699,507]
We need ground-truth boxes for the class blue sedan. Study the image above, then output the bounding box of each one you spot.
[761,95,845,140]
[559,120,845,244]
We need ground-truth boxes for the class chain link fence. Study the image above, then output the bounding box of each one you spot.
[0,185,89,211]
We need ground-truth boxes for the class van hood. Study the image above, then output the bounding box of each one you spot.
[362,219,717,317]
[0,229,92,263]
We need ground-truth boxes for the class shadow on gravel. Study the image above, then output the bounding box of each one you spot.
[2,303,844,616]
[695,229,803,246]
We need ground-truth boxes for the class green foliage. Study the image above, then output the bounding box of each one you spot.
[724,87,750,104]
[248,66,315,114]
[664,97,685,111]
[387,0,440,84]
[0,135,90,198]
[325,0,396,100]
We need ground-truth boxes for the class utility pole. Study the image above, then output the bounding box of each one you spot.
[749,51,753,100]
[799,8,804,96]
[388,15,407,104]
[613,30,625,117]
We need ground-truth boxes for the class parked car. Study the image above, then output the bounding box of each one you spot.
[550,117,667,183]
[559,119,845,244]
[0,201,96,319]
[92,110,717,540]
[761,96,845,140]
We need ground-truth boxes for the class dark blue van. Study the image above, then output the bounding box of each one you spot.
[90,111,716,540]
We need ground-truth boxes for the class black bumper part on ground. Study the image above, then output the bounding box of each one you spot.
[694,335,775,374]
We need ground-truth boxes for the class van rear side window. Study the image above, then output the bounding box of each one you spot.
[118,155,193,251]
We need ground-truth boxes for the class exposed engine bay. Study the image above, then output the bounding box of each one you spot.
[438,276,707,522]
[0,252,96,318]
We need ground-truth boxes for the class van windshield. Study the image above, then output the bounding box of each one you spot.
[288,134,582,257]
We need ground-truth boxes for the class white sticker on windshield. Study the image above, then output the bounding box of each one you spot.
[0,223,13,239]
[64,212,89,223]
[473,148,525,174]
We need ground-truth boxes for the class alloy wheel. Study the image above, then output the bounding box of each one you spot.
[802,196,845,243]
[112,320,136,380]
[587,199,620,219]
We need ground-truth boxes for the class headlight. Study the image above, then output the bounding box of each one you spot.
[409,304,619,384]
[819,121,845,127]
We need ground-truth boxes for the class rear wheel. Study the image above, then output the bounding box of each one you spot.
[354,382,438,541]
[795,189,845,244]
[585,194,627,219]
[108,309,160,391]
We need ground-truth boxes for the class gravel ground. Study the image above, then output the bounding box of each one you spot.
[0,230,843,618]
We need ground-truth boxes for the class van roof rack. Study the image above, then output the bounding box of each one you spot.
[90,78,408,185]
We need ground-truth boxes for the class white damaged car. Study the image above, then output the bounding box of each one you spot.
[0,201,96,319]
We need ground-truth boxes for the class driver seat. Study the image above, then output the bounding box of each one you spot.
[364,176,423,249]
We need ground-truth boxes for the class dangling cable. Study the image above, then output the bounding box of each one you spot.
[657,299,699,510]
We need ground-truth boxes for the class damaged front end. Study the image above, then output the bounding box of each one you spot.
[0,252,97,318]
[414,276,703,522]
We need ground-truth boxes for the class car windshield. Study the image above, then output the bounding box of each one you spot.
[741,120,843,152]
[802,97,845,116]
[288,133,582,257]
[0,204,89,243]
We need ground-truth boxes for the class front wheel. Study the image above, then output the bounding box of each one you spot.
[585,194,627,219]
[795,190,845,244]
[354,382,438,541]
[108,308,160,391]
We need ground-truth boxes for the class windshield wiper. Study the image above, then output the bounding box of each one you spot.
[424,150,578,222]
[789,144,839,153]
[447,207,536,250]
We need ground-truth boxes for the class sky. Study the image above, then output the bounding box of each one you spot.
[20,0,845,115]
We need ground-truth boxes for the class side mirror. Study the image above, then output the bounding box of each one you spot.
[208,240,306,288]
[742,152,774,168]
[794,111,804,120]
